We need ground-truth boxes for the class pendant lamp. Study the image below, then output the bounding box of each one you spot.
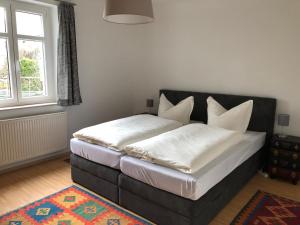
[103,0,154,24]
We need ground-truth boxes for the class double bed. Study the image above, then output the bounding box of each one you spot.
[71,114,182,202]
[70,89,276,225]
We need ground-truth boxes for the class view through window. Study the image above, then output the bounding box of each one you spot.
[0,1,56,107]
[0,6,10,100]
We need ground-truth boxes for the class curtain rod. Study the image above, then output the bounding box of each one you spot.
[54,0,76,6]
[32,0,76,6]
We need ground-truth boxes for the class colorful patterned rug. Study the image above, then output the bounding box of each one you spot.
[0,185,152,225]
[231,191,300,225]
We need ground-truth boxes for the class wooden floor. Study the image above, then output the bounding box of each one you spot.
[0,158,299,224]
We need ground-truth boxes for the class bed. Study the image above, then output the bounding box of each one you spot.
[71,114,182,202]
[71,89,276,225]
[118,90,276,225]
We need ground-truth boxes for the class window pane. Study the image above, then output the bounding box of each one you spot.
[0,38,11,100]
[18,39,46,98]
[0,7,6,33]
[16,11,44,37]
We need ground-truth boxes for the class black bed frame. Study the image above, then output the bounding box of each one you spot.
[71,89,277,225]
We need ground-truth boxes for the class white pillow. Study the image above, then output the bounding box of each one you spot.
[207,96,253,133]
[158,94,194,124]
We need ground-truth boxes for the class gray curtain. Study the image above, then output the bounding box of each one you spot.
[57,2,82,106]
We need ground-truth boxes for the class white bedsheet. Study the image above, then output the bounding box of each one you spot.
[124,123,242,173]
[70,120,203,169]
[121,131,266,200]
[73,115,182,151]
[70,138,123,169]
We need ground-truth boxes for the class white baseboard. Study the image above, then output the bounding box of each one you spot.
[0,149,70,175]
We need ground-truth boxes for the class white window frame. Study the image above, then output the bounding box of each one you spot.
[0,0,18,107]
[0,0,56,108]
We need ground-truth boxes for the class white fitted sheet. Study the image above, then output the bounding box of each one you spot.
[71,138,123,169]
[120,131,266,200]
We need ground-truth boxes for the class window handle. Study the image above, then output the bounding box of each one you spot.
[16,60,21,74]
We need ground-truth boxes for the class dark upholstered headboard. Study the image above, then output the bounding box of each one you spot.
[160,89,277,146]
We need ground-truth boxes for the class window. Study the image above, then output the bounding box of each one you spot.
[0,0,57,108]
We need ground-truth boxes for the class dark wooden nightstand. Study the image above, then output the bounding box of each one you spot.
[268,135,300,185]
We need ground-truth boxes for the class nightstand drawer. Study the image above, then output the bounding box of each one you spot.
[270,148,300,161]
[272,139,300,152]
[268,166,300,184]
[269,157,300,170]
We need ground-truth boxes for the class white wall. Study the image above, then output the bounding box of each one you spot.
[132,0,300,136]
[0,0,143,140]
[67,0,141,137]
[2,0,299,140]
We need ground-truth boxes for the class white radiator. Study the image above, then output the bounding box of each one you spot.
[0,112,68,169]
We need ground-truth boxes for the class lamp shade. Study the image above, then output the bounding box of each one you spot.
[103,0,154,24]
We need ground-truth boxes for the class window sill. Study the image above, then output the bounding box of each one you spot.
[0,102,58,111]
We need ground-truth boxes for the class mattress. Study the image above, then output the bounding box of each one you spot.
[70,138,123,169]
[120,131,266,200]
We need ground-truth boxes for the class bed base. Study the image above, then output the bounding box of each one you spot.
[119,149,264,225]
[70,153,120,203]
[71,149,263,225]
